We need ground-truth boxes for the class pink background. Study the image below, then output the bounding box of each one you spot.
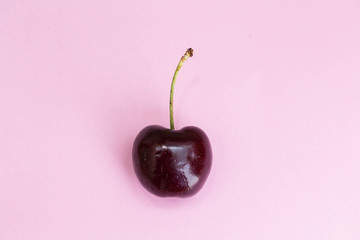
[1,0,360,239]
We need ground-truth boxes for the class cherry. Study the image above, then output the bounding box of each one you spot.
[132,48,212,198]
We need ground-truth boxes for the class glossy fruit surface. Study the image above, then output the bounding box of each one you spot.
[132,125,212,197]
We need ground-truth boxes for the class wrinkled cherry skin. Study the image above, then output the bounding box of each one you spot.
[132,125,212,197]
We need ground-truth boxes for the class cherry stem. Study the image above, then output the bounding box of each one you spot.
[169,48,194,130]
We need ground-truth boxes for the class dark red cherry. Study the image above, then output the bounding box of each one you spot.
[132,48,212,198]
[132,125,212,197]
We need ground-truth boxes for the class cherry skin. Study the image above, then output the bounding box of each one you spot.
[132,125,212,197]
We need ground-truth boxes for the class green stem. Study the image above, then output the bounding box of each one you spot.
[169,48,194,130]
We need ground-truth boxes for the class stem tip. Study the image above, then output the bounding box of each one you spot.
[186,48,194,57]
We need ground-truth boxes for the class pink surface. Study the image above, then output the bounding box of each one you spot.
[1,0,360,239]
